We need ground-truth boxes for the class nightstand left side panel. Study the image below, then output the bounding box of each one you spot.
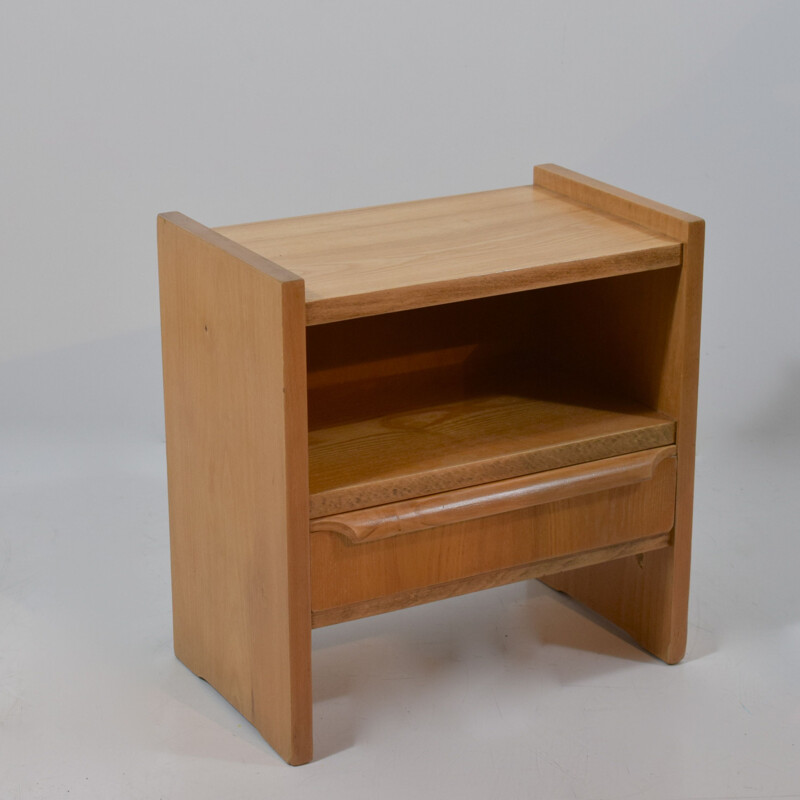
[157,213,312,765]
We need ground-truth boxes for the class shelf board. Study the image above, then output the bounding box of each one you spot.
[216,186,681,325]
[308,390,675,518]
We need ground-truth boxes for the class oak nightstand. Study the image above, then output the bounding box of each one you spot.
[158,164,704,764]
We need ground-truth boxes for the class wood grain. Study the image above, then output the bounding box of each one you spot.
[311,532,671,628]
[158,212,313,765]
[215,186,681,325]
[159,165,704,760]
[312,446,675,543]
[309,387,674,518]
[310,454,677,612]
[533,164,704,664]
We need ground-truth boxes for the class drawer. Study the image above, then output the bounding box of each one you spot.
[310,446,677,620]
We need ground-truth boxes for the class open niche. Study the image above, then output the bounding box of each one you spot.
[307,266,681,519]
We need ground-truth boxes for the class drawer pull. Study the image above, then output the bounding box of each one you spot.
[311,446,676,544]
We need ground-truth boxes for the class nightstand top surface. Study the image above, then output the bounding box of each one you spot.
[215,185,681,325]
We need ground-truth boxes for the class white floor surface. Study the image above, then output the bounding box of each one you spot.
[1,330,798,800]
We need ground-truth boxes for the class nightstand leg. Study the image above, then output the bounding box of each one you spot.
[541,532,690,663]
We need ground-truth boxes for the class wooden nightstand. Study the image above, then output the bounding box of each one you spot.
[158,164,704,765]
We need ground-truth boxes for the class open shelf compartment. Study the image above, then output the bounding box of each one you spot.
[306,271,680,517]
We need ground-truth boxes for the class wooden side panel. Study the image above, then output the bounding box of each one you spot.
[158,213,312,764]
[310,455,677,612]
[533,164,703,240]
[534,165,705,664]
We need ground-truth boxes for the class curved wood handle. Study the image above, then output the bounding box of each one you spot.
[311,446,676,544]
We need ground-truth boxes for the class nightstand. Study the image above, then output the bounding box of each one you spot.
[158,164,704,764]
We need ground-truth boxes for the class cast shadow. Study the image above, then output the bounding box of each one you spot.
[309,577,687,759]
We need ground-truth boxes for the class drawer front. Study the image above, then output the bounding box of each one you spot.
[310,449,677,614]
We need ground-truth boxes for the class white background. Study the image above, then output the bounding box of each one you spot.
[1,2,799,798]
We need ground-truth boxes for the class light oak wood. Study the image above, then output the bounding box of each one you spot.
[533,164,704,664]
[312,446,675,543]
[158,212,313,765]
[216,186,681,325]
[160,165,703,761]
[309,389,675,517]
[311,532,671,628]
[310,454,677,612]
[534,164,703,239]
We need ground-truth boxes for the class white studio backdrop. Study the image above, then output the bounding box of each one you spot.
[1,1,798,431]
[1,3,800,798]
